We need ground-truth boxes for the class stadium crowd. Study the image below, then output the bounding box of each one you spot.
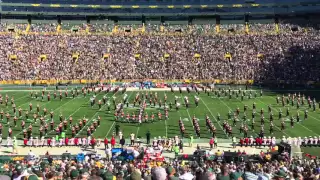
[0,23,318,83]
[0,144,319,180]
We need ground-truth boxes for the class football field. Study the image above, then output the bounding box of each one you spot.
[0,85,320,144]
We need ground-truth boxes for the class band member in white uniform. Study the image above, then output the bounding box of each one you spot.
[29,137,33,146]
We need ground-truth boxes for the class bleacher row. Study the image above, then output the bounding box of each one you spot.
[1,22,319,33]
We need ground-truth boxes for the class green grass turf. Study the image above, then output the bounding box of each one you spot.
[0,86,320,145]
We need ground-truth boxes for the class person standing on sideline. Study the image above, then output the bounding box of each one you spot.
[120,137,125,148]
[130,132,135,146]
[232,136,237,148]
[111,136,115,148]
[104,137,109,149]
[146,131,151,144]
[189,135,193,147]
[214,136,218,148]
[174,144,179,158]
[179,140,184,153]
[209,137,214,150]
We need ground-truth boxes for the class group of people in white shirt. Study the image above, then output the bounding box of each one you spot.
[281,136,320,146]
[21,136,103,148]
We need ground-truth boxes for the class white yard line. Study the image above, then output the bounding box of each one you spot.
[161,91,168,138]
[255,98,317,136]
[200,97,230,138]
[136,127,140,138]
[306,114,320,123]
[11,93,30,101]
[179,94,194,129]
[105,122,115,138]
[164,118,168,138]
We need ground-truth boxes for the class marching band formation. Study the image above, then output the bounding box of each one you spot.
[0,84,318,152]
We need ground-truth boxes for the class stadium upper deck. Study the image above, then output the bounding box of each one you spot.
[0,0,319,16]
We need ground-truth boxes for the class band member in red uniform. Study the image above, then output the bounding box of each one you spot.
[55,127,60,135]
[33,113,37,122]
[8,127,12,137]
[97,116,101,127]
[43,108,47,116]
[25,111,29,120]
[59,114,63,123]
[98,100,102,109]
[90,124,94,133]
[63,119,67,130]
[12,103,16,114]
[37,104,40,114]
[79,121,83,129]
[71,127,76,138]
[21,120,25,130]
[40,116,45,126]
[74,137,79,146]
[75,124,79,133]
[69,116,73,126]
[83,118,87,126]
[111,136,115,148]
[158,111,162,120]
[18,107,22,117]
[115,112,119,121]
[13,116,18,127]
[44,123,48,135]
[27,124,32,139]
[58,123,63,134]
[50,120,54,130]
[132,113,136,122]
[23,129,27,139]
[87,127,91,136]
[39,127,43,138]
[93,121,98,130]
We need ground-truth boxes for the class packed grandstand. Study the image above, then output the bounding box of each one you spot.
[0,23,319,83]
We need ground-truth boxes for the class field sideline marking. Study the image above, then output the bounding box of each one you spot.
[200,97,230,139]
[255,98,318,136]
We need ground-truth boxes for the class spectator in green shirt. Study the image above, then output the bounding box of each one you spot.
[217,166,231,180]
